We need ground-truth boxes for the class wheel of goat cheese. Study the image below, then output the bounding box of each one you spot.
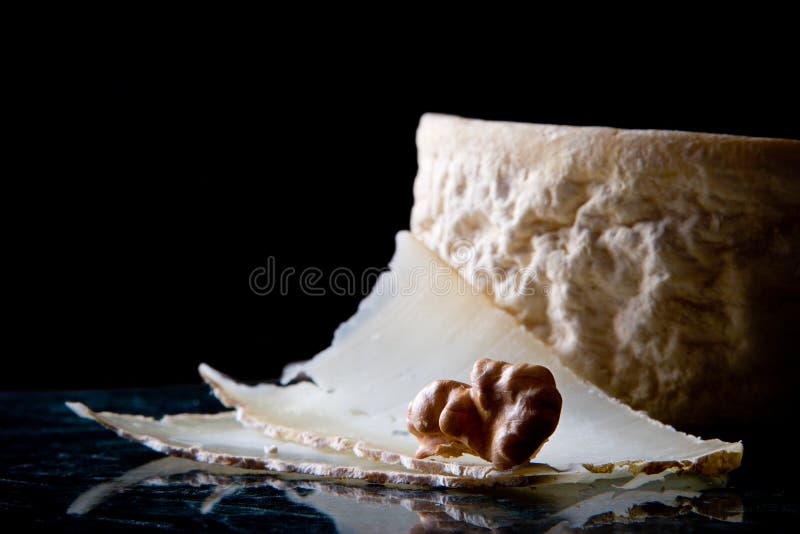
[411,114,800,427]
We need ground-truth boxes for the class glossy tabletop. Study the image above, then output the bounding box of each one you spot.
[1,386,796,532]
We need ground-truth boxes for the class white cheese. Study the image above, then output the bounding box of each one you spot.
[411,114,800,426]
[200,232,741,479]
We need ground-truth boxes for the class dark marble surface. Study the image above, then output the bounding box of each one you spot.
[1,386,797,532]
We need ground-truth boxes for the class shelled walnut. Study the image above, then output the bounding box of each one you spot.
[407,358,562,471]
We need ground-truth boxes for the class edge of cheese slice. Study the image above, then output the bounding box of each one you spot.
[65,402,571,488]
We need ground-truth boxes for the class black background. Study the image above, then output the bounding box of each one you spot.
[12,40,799,391]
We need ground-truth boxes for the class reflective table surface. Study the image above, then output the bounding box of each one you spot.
[1,386,796,532]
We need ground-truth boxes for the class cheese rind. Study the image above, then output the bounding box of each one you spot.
[411,114,800,426]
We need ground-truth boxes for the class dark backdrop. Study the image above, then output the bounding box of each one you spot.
[12,46,799,390]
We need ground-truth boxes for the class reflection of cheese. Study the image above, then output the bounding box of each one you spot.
[411,114,800,427]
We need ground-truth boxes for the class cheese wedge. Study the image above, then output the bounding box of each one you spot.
[200,232,742,479]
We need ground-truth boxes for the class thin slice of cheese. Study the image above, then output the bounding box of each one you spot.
[200,232,742,479]
[65,402,560,488]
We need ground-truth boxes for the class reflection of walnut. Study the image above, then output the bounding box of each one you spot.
[407,358,562,470]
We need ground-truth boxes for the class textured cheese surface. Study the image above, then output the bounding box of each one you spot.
[411,114,800,426]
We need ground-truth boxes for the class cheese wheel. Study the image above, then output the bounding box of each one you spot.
[411,114,800,427]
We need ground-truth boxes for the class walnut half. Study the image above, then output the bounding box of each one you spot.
[406,358,562,471]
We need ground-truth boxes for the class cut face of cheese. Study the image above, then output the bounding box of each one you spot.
[200,232,742,479]
[65,402,559,488]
